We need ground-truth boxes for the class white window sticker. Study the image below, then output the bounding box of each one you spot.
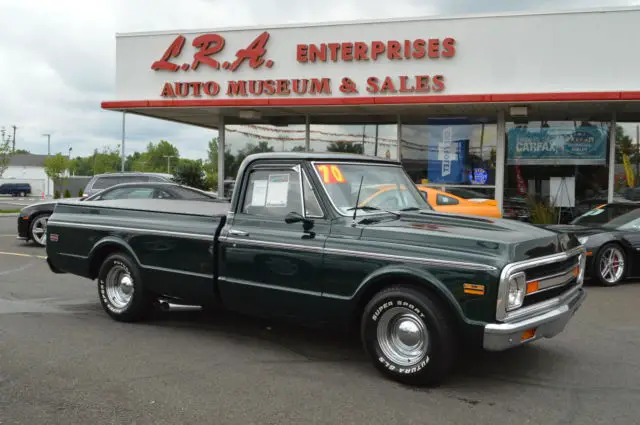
[250,180,268,206]
[266,174,290,207]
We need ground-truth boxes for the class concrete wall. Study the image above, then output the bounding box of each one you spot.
[54,176,92,197]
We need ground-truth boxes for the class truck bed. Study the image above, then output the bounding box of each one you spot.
[46,198,230,303]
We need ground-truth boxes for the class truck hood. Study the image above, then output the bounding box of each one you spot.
[359,210,577,266]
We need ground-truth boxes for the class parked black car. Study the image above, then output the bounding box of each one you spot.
[0,182,32,197]
[17,182,220,247]
[544,202,640,286]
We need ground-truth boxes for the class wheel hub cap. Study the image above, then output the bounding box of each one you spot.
[600,247,624,283]
[105,266,134,309]
[376,307,429,366]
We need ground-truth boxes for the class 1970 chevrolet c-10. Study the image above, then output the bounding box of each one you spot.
[45,153,587,386]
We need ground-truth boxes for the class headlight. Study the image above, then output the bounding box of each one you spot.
[506,272,526,311]
[578,236,589,245]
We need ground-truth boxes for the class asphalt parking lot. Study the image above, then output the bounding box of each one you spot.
[0,196,41,212]
[1,216,639,425]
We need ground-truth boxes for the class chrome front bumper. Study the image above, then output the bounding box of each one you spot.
[483,285,587,351]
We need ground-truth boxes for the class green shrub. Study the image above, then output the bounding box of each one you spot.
[77,189,84,197]
[54,190,61,199]
[63,189,72,198]
[526,195,559,224]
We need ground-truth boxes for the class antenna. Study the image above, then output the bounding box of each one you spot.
[352,175,365,222]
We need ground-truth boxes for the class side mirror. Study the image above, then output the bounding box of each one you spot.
[284,211,304,224]
[284,211,315,232]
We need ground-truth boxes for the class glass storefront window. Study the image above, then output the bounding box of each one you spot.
[400,118,497,198]
[613,122,640,203]
[307,123,398,159]
[504,120,611,223]
[225,124,306,179]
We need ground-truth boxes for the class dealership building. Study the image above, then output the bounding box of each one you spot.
[102,6,640,217]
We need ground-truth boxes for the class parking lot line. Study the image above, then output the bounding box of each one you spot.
[0,251,47,260]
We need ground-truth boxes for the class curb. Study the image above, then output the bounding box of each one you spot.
[0,213,19,217]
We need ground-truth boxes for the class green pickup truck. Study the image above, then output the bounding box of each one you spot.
[45,153,587,386]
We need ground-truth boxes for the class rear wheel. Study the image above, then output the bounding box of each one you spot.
[594,243,626,286]
[97,253,153,322]
[360,285,457,387]
[29,213,50,247]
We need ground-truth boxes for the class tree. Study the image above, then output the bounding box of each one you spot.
[206,137,237,181]
[172,159,207,190]
[232,142,274,177]
[615,124,634,163]
[0,136,10,177]
[43,153,70,187]
[327,141,363,154]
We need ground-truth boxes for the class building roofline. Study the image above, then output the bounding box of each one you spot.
[115,5,640,38]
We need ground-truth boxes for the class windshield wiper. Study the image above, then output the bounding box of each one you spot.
[399,207,421,211]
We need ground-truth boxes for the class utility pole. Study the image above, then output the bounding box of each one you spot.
[121,112,126,172]
[42,133,51,197]
[634,125,640,187]
[11,125,16,152]
[163,155,175,173]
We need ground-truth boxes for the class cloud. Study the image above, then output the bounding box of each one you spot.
[0,0,636,161]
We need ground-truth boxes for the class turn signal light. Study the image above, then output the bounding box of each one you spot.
[521,328,536,341]
[526,281,539,294]
[572,266,580,277]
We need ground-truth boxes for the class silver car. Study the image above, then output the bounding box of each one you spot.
[82,172,173,198]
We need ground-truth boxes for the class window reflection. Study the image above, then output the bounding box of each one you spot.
[400,118,497,198]
[614,122,640,203]
[504,120,611,223]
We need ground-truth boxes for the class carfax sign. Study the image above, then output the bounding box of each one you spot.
[507,124,608,165]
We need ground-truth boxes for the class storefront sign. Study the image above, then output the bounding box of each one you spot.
[151,31,455,98]
[507,125,608,165]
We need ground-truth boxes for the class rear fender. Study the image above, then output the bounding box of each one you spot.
[88,236,142,278]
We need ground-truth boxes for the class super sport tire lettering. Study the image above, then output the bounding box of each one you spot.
[96,252,152,323]
[361,283,458,387]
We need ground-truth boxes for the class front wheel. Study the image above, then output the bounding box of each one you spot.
[97,253,153,322]
[361,285,457,387]
[594,243,626,286]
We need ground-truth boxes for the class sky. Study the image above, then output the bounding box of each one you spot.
[1,0,639,160]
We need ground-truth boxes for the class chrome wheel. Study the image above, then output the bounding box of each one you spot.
[105,265,135,309]
[376,307,429,366]
[599,246,625,284]
[30,215,49,246]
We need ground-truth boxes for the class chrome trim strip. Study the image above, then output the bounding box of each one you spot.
[146,264,213,279]
[221,236,497,271]
[496,245,585,321]
[222,237,323,254]
[219,276,322,297]
[47,220,214,241]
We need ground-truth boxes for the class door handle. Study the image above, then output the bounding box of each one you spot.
[228,229,249,237]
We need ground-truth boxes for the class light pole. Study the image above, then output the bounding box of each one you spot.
[42,133,51,196]
[163,155,176,173]
[11,125,16,152]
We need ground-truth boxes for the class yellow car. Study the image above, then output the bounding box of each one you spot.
[360,184,502,218]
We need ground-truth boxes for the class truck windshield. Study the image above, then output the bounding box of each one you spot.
[312,162,431,215]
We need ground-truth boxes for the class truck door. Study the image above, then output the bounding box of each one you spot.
[218,162,329,320]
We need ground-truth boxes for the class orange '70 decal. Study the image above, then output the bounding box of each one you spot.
[315,164,347,184]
